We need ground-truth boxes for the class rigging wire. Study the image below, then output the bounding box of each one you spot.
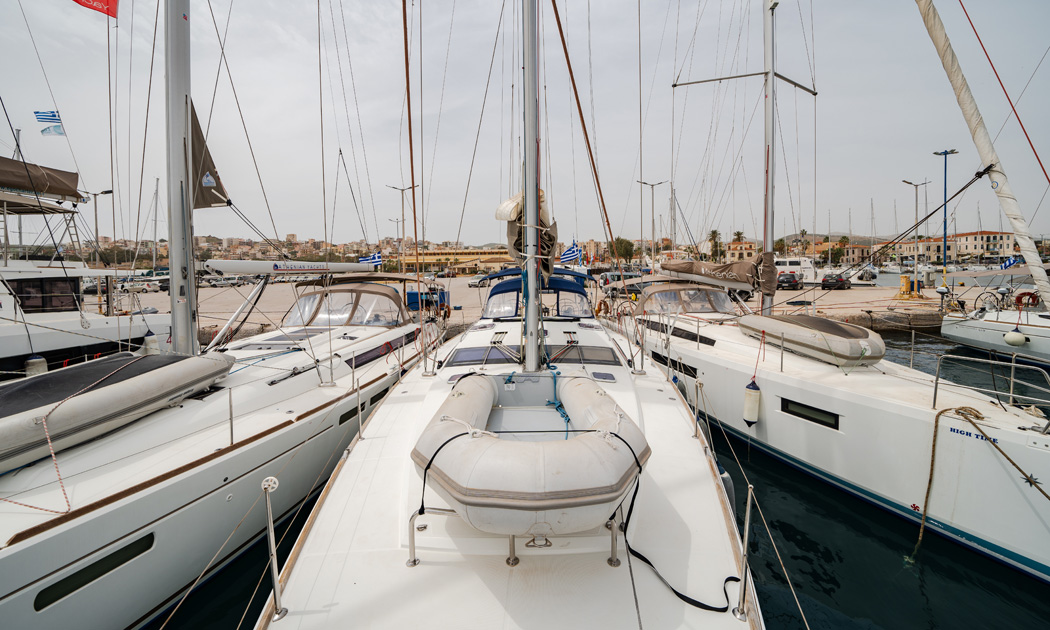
[423,0,459,231]
[202,0,285,252]
[957,0,1049,188]
[131,0,161,270]
[453,2,507,249]
[332,0,380,244]
[14,1,89,189]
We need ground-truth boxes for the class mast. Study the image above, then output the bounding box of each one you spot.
[152,177,159,271]
[522,0,541,372]
[761,0,777,315]
[915,0,1050,304]
[165,0,199,354]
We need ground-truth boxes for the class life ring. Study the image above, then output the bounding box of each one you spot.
[1016,291,1040,308]
[440,303,451,319]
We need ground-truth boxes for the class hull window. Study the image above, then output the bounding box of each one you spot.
[780,398,839,430]
[35,533,155,611]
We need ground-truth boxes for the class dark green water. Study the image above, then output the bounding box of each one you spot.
[154,332,1050,629]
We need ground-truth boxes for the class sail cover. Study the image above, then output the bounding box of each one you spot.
[0,156,80,203]
[662,252,776,296]
[497,189,558,279]
[915,0,1050,307]
[190,103,230,209]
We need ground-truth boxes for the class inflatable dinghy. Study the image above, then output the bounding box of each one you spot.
[0,352,234,473]
[411,374,650,537]
[738,314,885,367]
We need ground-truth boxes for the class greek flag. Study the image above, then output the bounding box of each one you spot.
[1000,256,1019,270]
[34,111,62,124]
[560,240,582,264]
[358,251,382,266]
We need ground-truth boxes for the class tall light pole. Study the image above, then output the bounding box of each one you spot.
[388,218,404,273]
[903,179,930,294]
[933,149,957,285]
[90,190,114,267]
[386,184,418,274]
[637,180,667,273]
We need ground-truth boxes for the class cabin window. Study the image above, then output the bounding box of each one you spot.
[8,278,80,314]
[370,388,389,405]
[445,345,521,367]
[339,406,359,425]
[781,398,839,430]
[34,534,154,611]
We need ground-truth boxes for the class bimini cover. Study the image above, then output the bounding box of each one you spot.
[0,352,234,473]
[411,374,650,537]
[738,314,885,367]
[496,189,559,280]
[662,252,776,296]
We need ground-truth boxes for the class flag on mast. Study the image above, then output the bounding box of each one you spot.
[34,111,61,124]
[358,251,382,266]
[559,240,582,264]
[70,0,118,18]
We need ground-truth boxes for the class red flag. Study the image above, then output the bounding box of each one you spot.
[71,0,118,18]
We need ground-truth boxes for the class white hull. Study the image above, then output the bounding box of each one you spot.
[941,309,1050,366]
[0,318,434,629]
[621,312,1050,583]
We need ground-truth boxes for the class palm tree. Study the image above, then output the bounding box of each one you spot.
[708,230,722,261]
[732,230,745,243]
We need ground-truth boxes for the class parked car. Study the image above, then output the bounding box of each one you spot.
[820,273,851,290]
[436,270,456,278]
[467,274,489,288]
[777,272,803,290]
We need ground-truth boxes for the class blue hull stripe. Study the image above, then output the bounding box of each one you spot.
[712,418,1050,583]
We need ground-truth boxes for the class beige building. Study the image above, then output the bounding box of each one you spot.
[726,241,756,262]
[871,230,1015,262]
[391,247,512,273]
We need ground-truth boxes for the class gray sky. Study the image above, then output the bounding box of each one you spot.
[2,0,1049,252]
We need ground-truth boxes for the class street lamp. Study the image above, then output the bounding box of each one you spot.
[90,190,113,266]
[933,149,958,285]
[637,179,667,273]
[903,179,930,293]
[388,218,404,273]
[386,184,418,274]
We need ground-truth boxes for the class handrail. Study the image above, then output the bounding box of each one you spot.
[932,353,1050,409]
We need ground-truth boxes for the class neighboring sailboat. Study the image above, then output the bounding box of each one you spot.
[615,0,1050,583]
[252,1,764,627]
[0,158,173,378]
[0,2,439,628]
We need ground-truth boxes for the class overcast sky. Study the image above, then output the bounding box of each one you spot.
[2,0,1048,251]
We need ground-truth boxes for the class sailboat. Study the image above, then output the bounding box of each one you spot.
[0,2,438,628]
[251,2,764,627]
[0,156,174,379]
[615,0,1050,583]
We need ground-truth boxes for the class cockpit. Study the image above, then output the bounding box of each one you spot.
[634,285,737,316]
[282,284,408,328]
[482,275,594,320]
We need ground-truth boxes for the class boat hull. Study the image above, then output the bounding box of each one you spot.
[635,322,1050,584]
